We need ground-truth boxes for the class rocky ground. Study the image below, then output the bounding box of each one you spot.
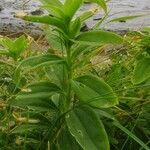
[0,0,150,37]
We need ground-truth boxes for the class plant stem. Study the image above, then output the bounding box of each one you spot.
[65,44,72,110]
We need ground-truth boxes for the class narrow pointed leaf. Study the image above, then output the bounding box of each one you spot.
[109,15,146,22]
[63,0,83,19]
[20,15,65,30]
[113,121,150,150]
[66,106,109,150]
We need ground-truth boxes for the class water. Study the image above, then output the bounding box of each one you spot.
[0,0,150,36]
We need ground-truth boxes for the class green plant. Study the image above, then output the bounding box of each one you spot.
[3,0,149,150]
[95,29,150,150]
[0,35,27,61]
[132,27,150,85]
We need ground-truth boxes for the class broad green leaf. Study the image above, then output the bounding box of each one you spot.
[17,54,63,69]
[75,30,123,45]
[58,128,82,150]
[84,0,107,13]
[11,97,56,111]
[109,15,145,22]
[15,82,59,101]
[66,106,109,150]
[133,57,150,84]
[27,81,61,93]
[72,75,118,108]
[63,0,83,20]
[10,82,60,110]
[20,15,65,30]
[69,18,81,38]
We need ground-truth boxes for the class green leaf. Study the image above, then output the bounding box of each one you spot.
[71,44,95,60]
[58,128,82,150]
[11,124,44,134]
[66,106,109,150]
[95,110,150,150]
[84,0,107,13]
[0,35,27,59]
[79,11,96,22]
[0,50,9,55]
[63,0,83,20]
[10,82,60,110]
[27,81,61,93]
[14,54,63,85]
[72,75,118,108]
[75,30,123,45]
[133,56,150,84]
[109,15,145,22]
[69,18,81,38]
[17,54,63,69]
[10,35,27,59]
[21,15,65,30]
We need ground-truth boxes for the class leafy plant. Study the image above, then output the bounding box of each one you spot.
[0,35,27,61]
[132,28,150,85]
[1,0,148,150]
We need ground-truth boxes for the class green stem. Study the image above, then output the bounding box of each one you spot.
[65,44,72,110]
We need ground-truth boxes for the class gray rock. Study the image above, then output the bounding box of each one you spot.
[0,0,150,37]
